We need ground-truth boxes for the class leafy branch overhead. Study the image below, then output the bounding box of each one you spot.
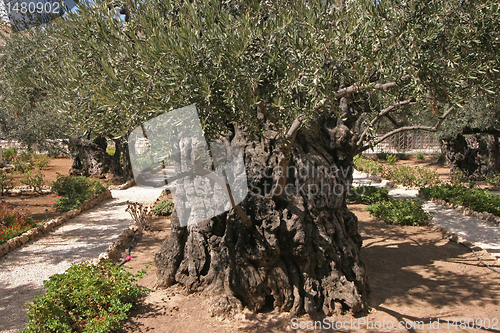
[1,0,499,152]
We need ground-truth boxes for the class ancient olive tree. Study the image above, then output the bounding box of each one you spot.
[2,0,499,317]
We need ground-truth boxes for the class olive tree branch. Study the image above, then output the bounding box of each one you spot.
[356,98,415,147]
[356,106,454,154]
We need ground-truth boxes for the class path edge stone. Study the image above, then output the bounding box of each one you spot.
[0,189,113,258]
[96,224,140,263]
[429,197,500,227]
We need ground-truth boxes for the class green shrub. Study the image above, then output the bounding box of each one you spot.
[420,184,500,217]
[386,154,397,165]
[2,147,17,162]
[10,152,51,173]
[32,154,51,170]
[382,165,441,188]
[13,158,31,173]
[353,155,383,175]
[21,171,44,194]
[487,173,500,188]
[0,170,14,195]
[416,152,425,160]
[376,152,388,160]
[0,202,37,244]
[24,261,148,333]
[12,151,33,173]
[366,199,432,226]
[354,155,441,187]
[347,186,390,204]
[153,200,174,216]
[51,175,105,211]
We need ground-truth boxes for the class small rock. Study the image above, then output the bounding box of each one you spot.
[369,175,382,183]
[386,181,395,188]
[6,238,18,251]
[0,243,9,256]
[19,234,29,245]
[99,252,109,261]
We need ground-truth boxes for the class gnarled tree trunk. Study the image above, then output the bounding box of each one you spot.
[69,136,133,181]
[155,116,369,317]
[442,133,499,180]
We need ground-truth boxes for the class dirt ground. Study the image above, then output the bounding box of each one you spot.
[121,156,500,333]
[1,158,72,221]
[6,155,500,332]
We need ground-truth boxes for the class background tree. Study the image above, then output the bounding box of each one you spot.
[0,27,68,153]
[0,21,133,178]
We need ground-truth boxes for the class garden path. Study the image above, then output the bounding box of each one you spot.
[353,170,500,261]
[0,186,164,333]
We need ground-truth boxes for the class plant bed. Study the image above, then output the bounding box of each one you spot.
[0,189,112,257]
[354,155,442,188]
[420,184,500,217]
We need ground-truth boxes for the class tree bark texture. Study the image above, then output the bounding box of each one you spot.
[69,136,133,180]
[442,134,499,180]
[155,116,369,318]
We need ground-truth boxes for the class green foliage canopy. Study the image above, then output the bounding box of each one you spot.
[0,0,499,149]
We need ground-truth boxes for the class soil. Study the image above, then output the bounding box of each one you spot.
[6,156,500,332]
[1,158,72,221]
[121,155,500,333]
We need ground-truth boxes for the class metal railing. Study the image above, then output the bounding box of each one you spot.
[364,132,441,155]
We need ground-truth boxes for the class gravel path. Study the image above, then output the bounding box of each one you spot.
[0,186,164,333]
[353,170,500,260]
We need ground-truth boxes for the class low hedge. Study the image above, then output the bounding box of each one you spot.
[347,186,391,204]
[419,184,500,217]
